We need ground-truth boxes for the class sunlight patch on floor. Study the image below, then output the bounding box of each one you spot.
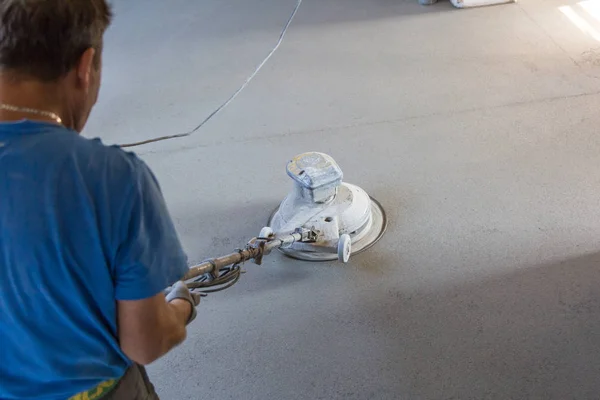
[560,0,600,41]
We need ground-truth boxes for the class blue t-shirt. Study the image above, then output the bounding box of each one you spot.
[0,121,189,400]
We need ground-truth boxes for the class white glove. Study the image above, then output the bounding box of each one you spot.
[165,281,200,324]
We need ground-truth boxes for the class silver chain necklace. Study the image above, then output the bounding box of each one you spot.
[0,103,63,125]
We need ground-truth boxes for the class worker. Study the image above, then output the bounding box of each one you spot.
[0,1,200,399]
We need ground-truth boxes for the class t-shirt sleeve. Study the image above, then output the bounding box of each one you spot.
[113,158,189,301]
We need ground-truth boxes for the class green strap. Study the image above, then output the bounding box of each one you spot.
[68,378,119,400]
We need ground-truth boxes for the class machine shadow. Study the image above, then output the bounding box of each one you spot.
[361,252,600,399]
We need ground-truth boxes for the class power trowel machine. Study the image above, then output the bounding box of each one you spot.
[175,152,387,294]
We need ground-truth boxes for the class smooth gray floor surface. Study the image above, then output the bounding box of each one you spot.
[88,0,600,398]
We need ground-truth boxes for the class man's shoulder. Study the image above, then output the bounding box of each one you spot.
[36,128,153,196]
[55,130,149,180]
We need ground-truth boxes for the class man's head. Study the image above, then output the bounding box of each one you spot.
[0,0,112,132]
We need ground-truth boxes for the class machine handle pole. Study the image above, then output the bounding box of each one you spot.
[183,248,260,280]
[182,231,304,281]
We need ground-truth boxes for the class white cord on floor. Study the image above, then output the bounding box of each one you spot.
[120,0,303,148]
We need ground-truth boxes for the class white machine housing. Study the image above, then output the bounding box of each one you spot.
[268,152,386,261]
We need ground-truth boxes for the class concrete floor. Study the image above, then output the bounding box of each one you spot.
[88,0,600,398]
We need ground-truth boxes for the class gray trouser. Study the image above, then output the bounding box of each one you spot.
[103,364,159,400]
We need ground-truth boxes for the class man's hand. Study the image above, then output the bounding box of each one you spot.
[118,283,201,365]
[165,281,201,324]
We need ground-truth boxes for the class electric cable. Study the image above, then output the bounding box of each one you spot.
[119,0,303,149]
[185,263,244,295]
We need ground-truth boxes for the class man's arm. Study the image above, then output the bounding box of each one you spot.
[110,155,195,365]
[117,292,191,365]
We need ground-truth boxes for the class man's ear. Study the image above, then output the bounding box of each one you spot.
[76,48,96,92]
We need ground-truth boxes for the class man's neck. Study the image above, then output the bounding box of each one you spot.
[0,74,70,127]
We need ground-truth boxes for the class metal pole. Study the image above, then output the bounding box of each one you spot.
[183,248,260,280]
[182,231,304,281]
